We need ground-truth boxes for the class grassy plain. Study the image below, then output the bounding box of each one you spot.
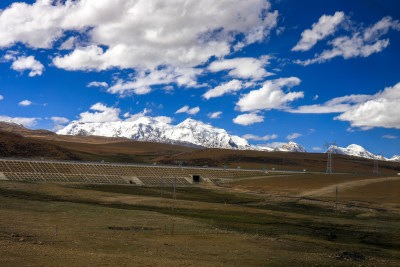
[1,173,400,266]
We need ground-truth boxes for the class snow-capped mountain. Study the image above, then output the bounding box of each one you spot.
[57,118,397,159]
[252,145,274,152]
[57,117,252,150]
[388,155,400,162]
[275,141,307,153]
[326,144,387,160]
[252,142,307,152]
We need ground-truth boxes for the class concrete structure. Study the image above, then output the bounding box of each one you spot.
[0,158,268,186]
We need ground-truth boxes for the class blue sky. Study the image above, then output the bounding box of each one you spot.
[0,0,399,157]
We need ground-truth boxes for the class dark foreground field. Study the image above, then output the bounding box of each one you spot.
[1,174,400,266]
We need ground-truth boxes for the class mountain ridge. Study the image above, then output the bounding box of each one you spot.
[57,117,253,150]
[57,117,311,153]
[0,120,399,173]
[57,117,399,160]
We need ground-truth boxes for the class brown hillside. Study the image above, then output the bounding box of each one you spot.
[0,121,55,137]
[0,122,197,163]
[45,139,198,163]
[0,122,399,174]
[156,148,400,174]
[0,131,78,160]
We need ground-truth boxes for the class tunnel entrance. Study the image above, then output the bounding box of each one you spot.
[192,175,200,183]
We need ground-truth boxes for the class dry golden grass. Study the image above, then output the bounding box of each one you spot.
[159,148,400,174]
[1,173,400,266]
[0,183,366,267]
[324,178,400,205]
[220,174,386,195]
[218,174,400,213]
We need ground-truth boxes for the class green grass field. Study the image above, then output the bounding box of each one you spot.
[1,174,400,266]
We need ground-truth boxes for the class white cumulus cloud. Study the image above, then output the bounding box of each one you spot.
[208,56,273,80]
[0,115,40,127]
[382,134,397,139]
[291,81,400,130]
[203,80,242,100]
[1,0,278,69]
[108,67,201,96]
[0,0,278,95]
[208,111,222,119]
[242,134,277,141]
[233,113,264,126]
[3,50,19,61]
[292,11,345,52]
[51,116,69,124]
[76,104,175,125]
[11,56,44,77]
[236,77,303,112]
[297,16,400,65]
[18,100,32,106]
[175,105,200,115]
[334,82,400,129]
[290,94,373,113]
[286,133,302,140]
[78,103,121,123]
[87,81,108,88]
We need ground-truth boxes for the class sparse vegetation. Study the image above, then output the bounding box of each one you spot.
[1,173,400,266]
[1,123,400,265]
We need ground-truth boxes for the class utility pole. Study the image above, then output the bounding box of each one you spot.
[172,176,176,212]
[172,162,182,211]
[160,175,163,197]
[335,186,338,214]
[40,157,44,181]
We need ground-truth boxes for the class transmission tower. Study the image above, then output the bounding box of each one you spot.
[373,153,382,175]
[324,141,337,174]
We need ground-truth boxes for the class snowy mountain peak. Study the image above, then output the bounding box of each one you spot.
[177,118,214,130]
[130,116,167,125]
[275,141,307,152]
[326,144,384,160]
[56,118,397,159]
[346,144,364,150]
[178,118,201,125]
[389,155,400,162]
[57,117,251,150]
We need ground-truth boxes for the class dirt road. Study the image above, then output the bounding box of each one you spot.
[301,176,400,197]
